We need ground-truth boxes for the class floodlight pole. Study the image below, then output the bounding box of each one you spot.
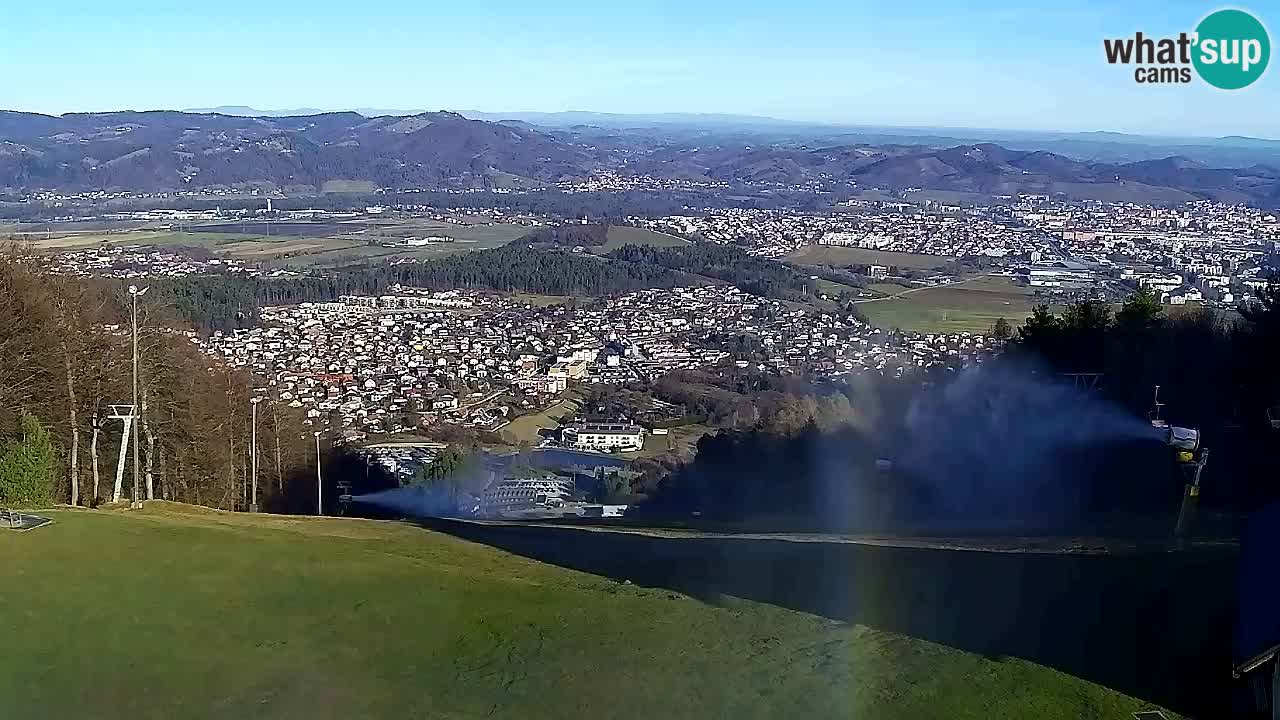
[250,397,262,512]
[314,431,323,516]
[128,285,148,510]
[113,412,132,502]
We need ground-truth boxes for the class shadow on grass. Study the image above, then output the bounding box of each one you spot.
[419,518,1237,719]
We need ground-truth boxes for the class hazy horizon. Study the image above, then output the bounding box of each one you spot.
[5,105,1277,144]
[5,0,1276,138]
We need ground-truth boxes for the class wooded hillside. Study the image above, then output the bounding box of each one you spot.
[0,254,325,510]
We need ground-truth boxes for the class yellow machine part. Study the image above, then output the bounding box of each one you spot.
[1176,450,1196,464]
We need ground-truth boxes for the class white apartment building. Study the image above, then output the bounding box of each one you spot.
[565,422,645,452]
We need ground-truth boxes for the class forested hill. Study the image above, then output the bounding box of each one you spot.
[609,243,815,300]
[143,242,817,333]
[0,110,594,191]
[144,245,687,332]
[8,110,1280,205]
[144,242,680,330]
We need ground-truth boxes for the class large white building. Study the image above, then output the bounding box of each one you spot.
[565,422,645,452]
[549,358,589,381]
[1019,260,1097,287]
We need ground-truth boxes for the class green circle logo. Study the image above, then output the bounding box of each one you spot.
[1193,9,1270,89]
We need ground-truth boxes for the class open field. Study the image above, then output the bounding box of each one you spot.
[638,423,715,460]
[279,239,519,268]
[507,292,583,307]
[0,505,1183,719]
[812,277,863,296]
[18,230,270,251]
[351,220,529,244]
[500,391,584,445]
[904,189,996,205]
[867,281,913,296]
[856,275,1049,333]
[603,226,690,251]
[13,219,150,233]
[320,179,377,193]
[17,219,530,266]
[262,243,405,268]
[786,244,955,269]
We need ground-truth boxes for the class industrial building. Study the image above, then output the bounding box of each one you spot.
[1015,259,1098,287]
[479,476,575,515]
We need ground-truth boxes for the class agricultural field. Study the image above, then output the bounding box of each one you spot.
[866,281,913,296]
[16,218,530,267]
[261,244,405,269]
[811,277,861,296]
[0,504,1176,719]
[638,423,715,460]
[506,292,583,307]
[786,244,955,270]
[602,226,690,251]
[499,391,584,446]
[855,275,1050,334]
[319,179,378,194]
[32,230,301,251]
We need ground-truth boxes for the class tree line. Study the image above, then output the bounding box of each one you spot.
[0,253,367,512]
[1009,287,1280,512]
[522,223,611,247]
[638,288,1280,532]
[146,242,823,333]
[607,242,816,301]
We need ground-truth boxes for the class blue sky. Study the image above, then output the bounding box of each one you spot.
[2,0,1276,137]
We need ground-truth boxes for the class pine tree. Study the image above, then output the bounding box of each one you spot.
[0,413,58,508]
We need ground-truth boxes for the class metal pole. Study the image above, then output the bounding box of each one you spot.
[131,293,141,509]
[250,401,259,512]
[1174,449,1209,544]
[315,434,323,516]
[113,416,132,503]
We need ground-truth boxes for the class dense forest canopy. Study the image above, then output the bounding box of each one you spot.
[607,243,816,301]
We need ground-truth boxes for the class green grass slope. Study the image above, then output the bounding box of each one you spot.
[856,276,1048,333]
[0,505,1172,719]
[603,226,691,251]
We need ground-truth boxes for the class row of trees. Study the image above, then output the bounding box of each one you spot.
[608,242,817,301]
[0,252,334,511]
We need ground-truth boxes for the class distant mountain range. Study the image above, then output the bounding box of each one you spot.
[178,107,1280,166]
[2,110,1279,206]
[184,106,432,118]
[0,110,598,192]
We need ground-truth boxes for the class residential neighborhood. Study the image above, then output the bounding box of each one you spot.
[200,285,988,441]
